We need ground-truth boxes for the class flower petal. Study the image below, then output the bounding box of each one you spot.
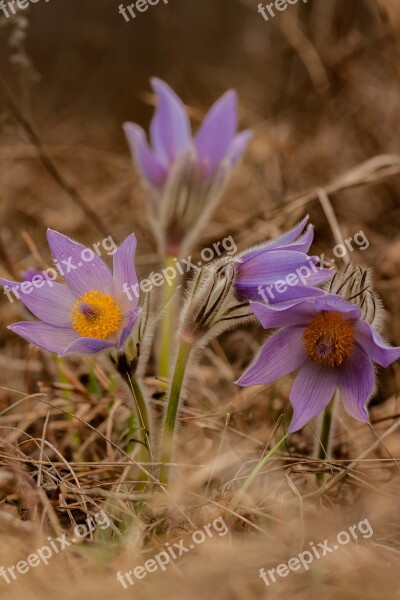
[337,344,374,422]
[279,225,314,254]
[249,297,322,329]
[235,251,332,301]
[263,216,309,250]
[113,234,139,309]
[195,90,237,172]
[0,276,75,327]
[289,361,338,432]
[9,322,79,354]
[123,123,167,188]
[354,320,400,368]
[238,249,314,279]
[315,294,361,319]
[236,326,307,386]
[61,337,115,356]
[46,230,114,297]
[227,130,252,165]
[150,78,191,166]
[119,308,140,348]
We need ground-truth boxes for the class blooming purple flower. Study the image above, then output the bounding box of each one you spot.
[237,293,400,432]
[123,78,252,255]
[234,217,333,304]
[0,231,139,356]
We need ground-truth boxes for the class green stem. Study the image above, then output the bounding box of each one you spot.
[159,340,193,484]
[230,433,289,510]
[316,396,335,485]
[130,377,151,445]
[159,255,180,381]
[121,373,152,485]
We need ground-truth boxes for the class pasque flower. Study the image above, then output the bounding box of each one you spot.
[237,293,400,432]
[0,231,140,355]
[178,217,332,347]
[234,216,333,304]
[124,78,252,255]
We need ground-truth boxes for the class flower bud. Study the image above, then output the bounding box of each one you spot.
[326,265,383,331]
[180,258,254,345]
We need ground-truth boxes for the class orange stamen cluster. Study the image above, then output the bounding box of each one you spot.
[71,290,121,340]
[303,311,354,367]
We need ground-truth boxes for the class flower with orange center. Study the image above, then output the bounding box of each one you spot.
[237,293,400,432]
[0,230,140,356]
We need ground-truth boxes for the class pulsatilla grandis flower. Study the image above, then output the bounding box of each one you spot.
[234,216,333,304]
[0,231,139,355]
[237,293,400,432]
[124,78,252,255]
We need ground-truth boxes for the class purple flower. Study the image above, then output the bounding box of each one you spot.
[234,217,333,304]
[237,293,400,432]
[123,78,252,254]
[0,231,140,356]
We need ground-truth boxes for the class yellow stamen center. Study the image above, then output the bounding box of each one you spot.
[70,290,121,340]
[303,311,354,367]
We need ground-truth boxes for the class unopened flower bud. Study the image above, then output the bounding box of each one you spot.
[180,258,254,345]
[326,265,383,331]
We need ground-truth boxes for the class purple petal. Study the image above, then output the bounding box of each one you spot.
[228,130,252,165]
[314,294,361,319]
[0,276,75,327]
[238,250,317,282]
[9,322,79,354]
[150,78,191,167]
[263,216,310,250]
[249,297,322,329]
[236,326,307,386]
[119,308,140,348]
[123,123,167,188]
[61,337,115,356]
[194,90,237,172]
[46,230,114,297]
[22,269,42,282]
[337,344,374,422]
[280,225,314,254]
[266,281,331,304]
[113,234,139,309]
[354,320,400,368]
[235,251,332,301]
[289,361,338,432]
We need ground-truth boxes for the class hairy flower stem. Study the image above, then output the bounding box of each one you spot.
[159,255,181,381]
[230,433,289,510]
[316,395,336,485]
[159,340,193,484]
